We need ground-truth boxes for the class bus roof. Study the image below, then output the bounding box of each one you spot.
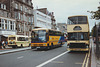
[68,15,87,18]
[32,28,49,31]
[8,35,29,37]
[32,28,62,32]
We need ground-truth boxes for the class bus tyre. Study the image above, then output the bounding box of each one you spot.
[12,46,17,48]
[46,44,50,50]
[21,44,23,48]
[31,47,34,49]
[51,43,54,49]
[12,46,14,48]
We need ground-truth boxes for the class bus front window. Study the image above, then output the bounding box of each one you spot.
[9,37,15,40]
[67,16,87,25]
[38,30,46,41]
[68,32,89,40]
[31,30,46,42]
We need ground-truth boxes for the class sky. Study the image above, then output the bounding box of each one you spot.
[32,0,100,31]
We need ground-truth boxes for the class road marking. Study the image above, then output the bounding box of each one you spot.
[51,61,64,64]
[17,56,24,59]
[41,51,45,52]
[36,51,70,67]
[82,53,88,67]
[75,62,83,65]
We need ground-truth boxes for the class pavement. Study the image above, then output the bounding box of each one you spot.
[91,39,100,67]
[0,46,31,55]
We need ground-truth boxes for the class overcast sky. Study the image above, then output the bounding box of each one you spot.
[32,0,100,31]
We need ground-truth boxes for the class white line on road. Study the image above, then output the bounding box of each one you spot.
[36,51,70,67]
[17,56,24,59]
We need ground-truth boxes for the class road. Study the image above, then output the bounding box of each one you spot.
[0,43,87,67]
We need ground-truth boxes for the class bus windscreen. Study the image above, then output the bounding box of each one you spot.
[9,37,15,40]
[68,16,87,24]
[68,32,89,40]
[31,30,46,42]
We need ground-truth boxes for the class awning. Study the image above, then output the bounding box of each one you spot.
[3,35,8,37]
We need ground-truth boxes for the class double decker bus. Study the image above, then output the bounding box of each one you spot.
[31,28,65,49]
[67,15,90,51]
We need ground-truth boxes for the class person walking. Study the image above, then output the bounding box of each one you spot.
[5,40,8,48]
[0,41,2,49]
[2,41,5,49]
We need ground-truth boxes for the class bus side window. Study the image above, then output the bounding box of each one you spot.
[46,33,49,41]
[25,38,28,41]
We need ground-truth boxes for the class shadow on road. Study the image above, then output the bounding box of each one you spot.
[68,51,88,54]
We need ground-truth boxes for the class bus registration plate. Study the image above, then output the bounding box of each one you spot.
[37,47,40,48]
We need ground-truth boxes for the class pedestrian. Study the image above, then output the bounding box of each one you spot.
[5,40,8,48]
[0,41,2,49]
[2,41,5,49]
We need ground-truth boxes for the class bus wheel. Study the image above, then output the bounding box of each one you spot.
[31,47,34,49]
[12,46,17,48]
[51,43,54,49]
[21,44,23,48]
[46,44,50,50]
[12,46,15,48]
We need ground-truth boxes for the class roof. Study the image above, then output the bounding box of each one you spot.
[8,35,29,37]
[32,28,62,32]
[68,15,87,18]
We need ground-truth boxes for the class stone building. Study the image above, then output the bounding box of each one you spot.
[0,0,16,43]
[0,0,34,36]
[10,0,34,36]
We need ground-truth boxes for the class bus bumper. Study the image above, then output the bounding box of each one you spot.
[8,44,17,47]
[67,48,89,51]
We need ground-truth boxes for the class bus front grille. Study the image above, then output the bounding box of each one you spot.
[69,43,87,48]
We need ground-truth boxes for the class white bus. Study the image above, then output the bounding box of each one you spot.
[8,35,31,48]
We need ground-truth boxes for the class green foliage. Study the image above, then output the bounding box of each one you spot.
[89,4,100,20]
[93,10,100,20]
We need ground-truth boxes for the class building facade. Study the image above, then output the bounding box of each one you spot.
[57,23,67,33]
[50,12,56,30]
[10,0,34,36]
[34,9,52,29]
[0,0,16,43]
[37,8,56,30]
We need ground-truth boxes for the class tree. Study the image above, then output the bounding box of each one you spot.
[88,3,100,20]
